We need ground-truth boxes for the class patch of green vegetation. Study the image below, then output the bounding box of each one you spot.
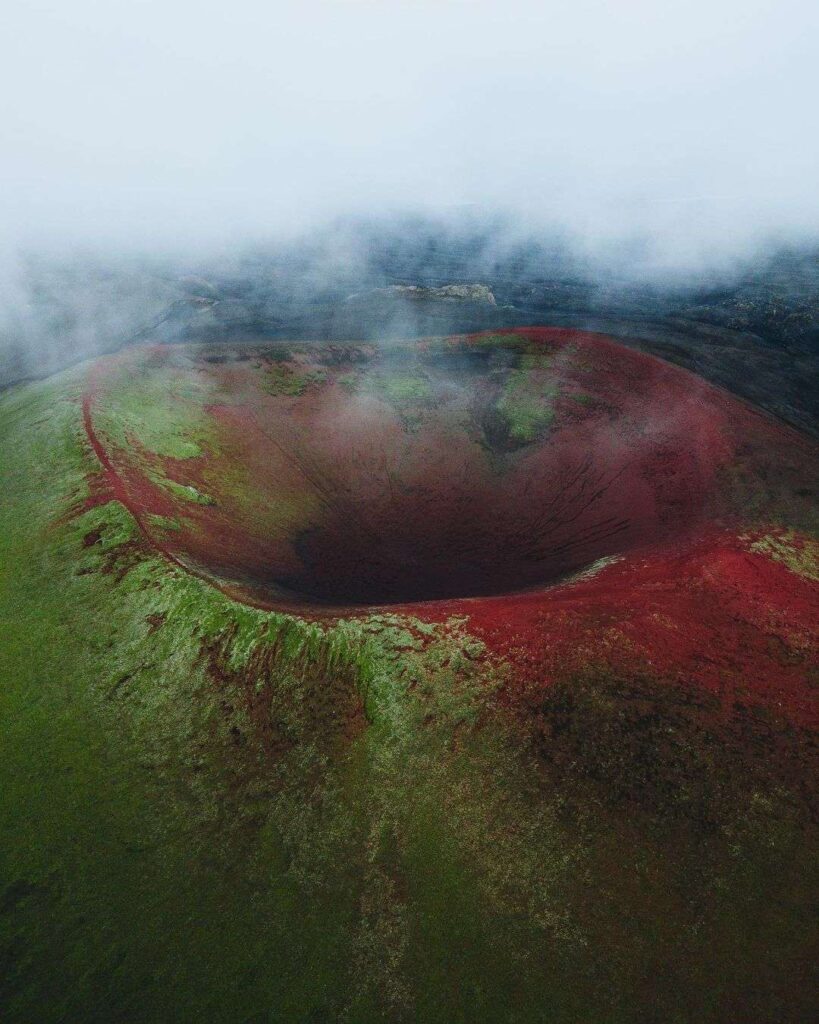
[498,390,556,442]
[380,373,431,404]
[337,370,362,393]
[144,512,182,532]
[357,369,433,430]
[496,354,559,442]
[363,370,431,405]
[93,362,211,460]
[158,477,217,506]
[262,362,326,396]
[199,443,322,542]
[743,528,819,581]
[260,346,293,363]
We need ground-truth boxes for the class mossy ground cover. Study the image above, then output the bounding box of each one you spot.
[337,366,434,431]
[0,357,817,1022]
[90,353,213,460]
[262,362,327,397]
[495,352,559,443]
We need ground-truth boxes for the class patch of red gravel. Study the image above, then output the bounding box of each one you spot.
[437,528,818,729]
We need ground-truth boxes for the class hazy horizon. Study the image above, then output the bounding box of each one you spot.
[2,0,817,270]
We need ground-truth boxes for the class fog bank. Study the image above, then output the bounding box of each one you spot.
[2,1,817,259]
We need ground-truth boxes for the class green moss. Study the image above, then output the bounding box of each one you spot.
[92,363,212,460]
[200,446,322,540]
[743,528,819,581]
[356,369,433,431]
[380,374,431,404]
[144,512,182,532]
[362,370,431,405]
[158,478,217,506]
[496,354,559,442]
[262,362,326,396]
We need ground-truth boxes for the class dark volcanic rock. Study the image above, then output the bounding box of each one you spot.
[347,283,496,305]
[2,231,817,438]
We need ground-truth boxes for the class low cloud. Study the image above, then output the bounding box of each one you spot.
[1,1,816,381]
[2,1,816,253]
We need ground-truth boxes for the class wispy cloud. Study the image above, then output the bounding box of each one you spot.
[1,1,816,253]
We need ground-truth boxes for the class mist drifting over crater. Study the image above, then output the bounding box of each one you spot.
[1,0,818,395]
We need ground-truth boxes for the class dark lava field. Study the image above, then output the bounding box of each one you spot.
[4,222,819,439]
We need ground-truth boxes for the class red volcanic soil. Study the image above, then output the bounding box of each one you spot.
[447,528,818,728]
[82,329,819,726]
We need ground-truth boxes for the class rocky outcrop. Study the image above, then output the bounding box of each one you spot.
[346,283,496,305]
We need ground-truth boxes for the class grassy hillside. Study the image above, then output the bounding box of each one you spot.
[0,361,816,1023]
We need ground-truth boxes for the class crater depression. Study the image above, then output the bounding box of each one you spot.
[83,328,815,613]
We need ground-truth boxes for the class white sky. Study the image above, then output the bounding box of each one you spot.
[2,0,818,257]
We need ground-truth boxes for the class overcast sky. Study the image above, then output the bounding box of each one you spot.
[2,0,818,260]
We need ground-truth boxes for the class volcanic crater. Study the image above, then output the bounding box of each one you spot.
[84,328,815,613]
